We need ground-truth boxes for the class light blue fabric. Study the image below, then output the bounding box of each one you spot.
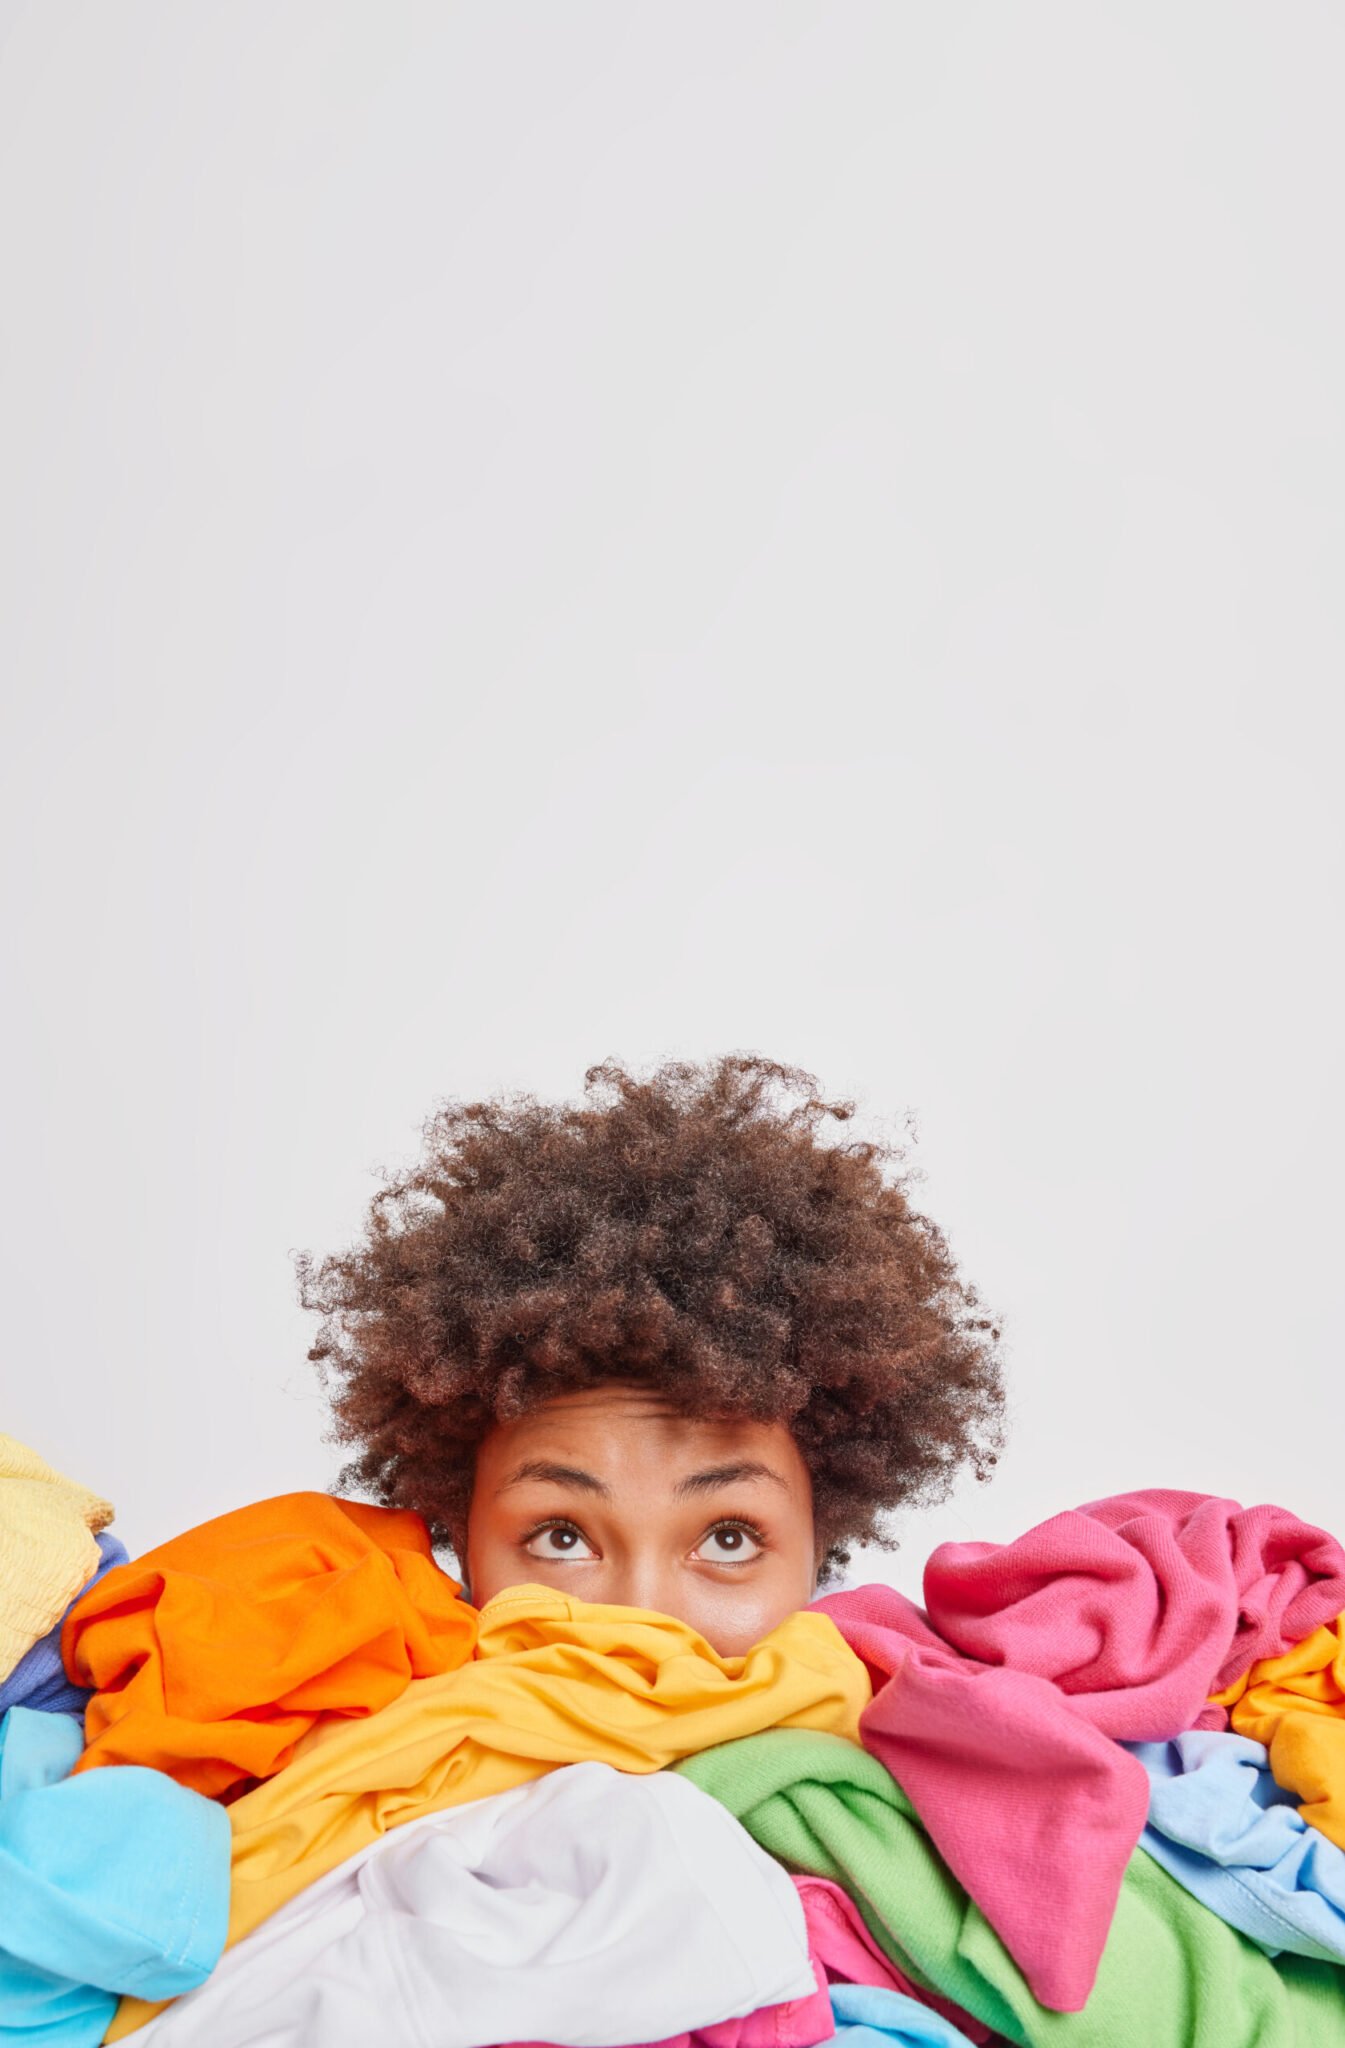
[0,1705,230,2046]
[0,1705,85,1793]
[1125,1728,1345,1965]
[0,1532,129,1717]
[822,1982,982,2047]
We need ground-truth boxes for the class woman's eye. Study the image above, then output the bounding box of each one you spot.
[695,1523,763,1563]
[523,1523,597,1561]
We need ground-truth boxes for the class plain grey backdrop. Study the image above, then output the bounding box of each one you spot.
[1,4,1340,1589]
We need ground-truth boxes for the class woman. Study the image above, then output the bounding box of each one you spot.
[298,1053,1006,1652]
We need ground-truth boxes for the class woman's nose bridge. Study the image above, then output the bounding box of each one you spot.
[613,1530,682,1614]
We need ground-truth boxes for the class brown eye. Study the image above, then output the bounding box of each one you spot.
[694,1523,764,1563]
[523,1522,597,1561]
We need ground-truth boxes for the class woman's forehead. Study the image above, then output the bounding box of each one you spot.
[475,1387,809,1494]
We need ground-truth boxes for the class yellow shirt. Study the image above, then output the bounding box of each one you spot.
[1211,1608,1345,1850]
[109,1583,870,2040]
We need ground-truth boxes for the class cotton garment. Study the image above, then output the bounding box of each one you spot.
[108,1585,868,2041]
[517,1892,930,2048]
[128,1763,817,2048]
[518,1880,996,2048]
[796,1879,996,2044]
[0,1706,228,2048]
[824,1982,984,2048]
[925,1491,1345,1707]
[0,1534,128,1717]
[1211,1612,1345,1849]
[508,1961,835,2048]
[1127,1729,1345,1963]
[813,1488,1345,2011]
[509,1958,836,2048]
[677,1728,1345,2047]
[0,1435,114,1684]
[520,1962,835,2048]
[64,1492,479,1797]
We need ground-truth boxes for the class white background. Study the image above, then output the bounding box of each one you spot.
[1,4,1340,1590]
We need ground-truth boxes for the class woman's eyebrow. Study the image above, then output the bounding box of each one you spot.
[494,1459,612,1497]
[673,1462,788,1498]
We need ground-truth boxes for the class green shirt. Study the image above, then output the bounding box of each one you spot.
[676,1729,1345,2048]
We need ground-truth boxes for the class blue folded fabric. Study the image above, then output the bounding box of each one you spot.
[1125,1729,1345,1965]
[823,1982,981,2046]
[0,1532,129,1716]
[0,1705,230,2046]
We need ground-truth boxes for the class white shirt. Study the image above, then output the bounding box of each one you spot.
[136,1760,814,2048]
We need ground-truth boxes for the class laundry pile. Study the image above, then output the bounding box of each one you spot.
[3,1434,1345,2047]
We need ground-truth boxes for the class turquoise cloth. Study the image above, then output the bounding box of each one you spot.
[0,1706,230,2046]
[677,1729,1345,2047]
[825,1980,982,2044]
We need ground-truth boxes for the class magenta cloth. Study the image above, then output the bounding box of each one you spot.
[506,1960,833,2048]
[813,1488,1345,2015]
[795,1877,995,2044]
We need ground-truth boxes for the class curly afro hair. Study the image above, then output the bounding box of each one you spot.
[296,1054,1006,1579]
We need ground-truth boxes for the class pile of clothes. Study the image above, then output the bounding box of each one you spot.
[3,1431,1344,2048]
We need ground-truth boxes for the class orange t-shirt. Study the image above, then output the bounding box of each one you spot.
[63,1491,478,1798]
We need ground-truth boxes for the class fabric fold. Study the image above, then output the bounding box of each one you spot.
[0,1533,129,1718]
[813,1489,1345,2010]
[0,1706,229,2048]
[677,1726,1345,2047]
[1211,1611,1345,1849]
[0,1435,113,1684]
[825,1980,986,2047]
[509,1958,836,2048]
[1127,1728,1345,1963]
[64,1492,479,1797]
[108,1584,869,2040]
[796,1878,995,2043]
[129,1763,816,2048]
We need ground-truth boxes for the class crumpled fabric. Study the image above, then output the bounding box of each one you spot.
[678,1725,1345,2047]
[525,1959,835,2048]
[1211,1612,1345,1849]
[514,1960,835,2048]
[0,1533,128,1717]
[64,1492,479,1797]
[0,1706,229,2047]
[512,1872,996,2048]
[1125,1728,1345,1964]
[108,1584,869,2041]
[824,1981,985,2047]
[124,1763,819,2048]
[796,1879,996,2043]
[813,1489,1345,2011]
[0,1435,113,1684]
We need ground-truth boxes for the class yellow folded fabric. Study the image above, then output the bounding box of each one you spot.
[1210,1609,1345,1849]
[0,1433,113,1683]
[108,1582,870,2041]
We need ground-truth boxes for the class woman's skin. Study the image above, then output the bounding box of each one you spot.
[464,1381,822,1657]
